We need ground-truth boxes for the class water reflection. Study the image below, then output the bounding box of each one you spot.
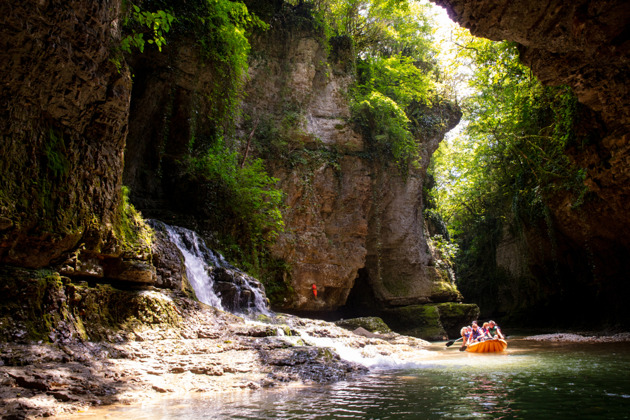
[463,375,519,418]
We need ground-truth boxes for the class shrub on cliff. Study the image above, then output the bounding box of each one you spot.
[123,0,267,129]
[182,138,284,270]
[300,0,439,173]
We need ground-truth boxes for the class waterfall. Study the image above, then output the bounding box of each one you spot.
[150,220,271,316]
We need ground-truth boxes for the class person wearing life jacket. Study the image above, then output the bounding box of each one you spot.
[487,320,504,339]
[469,322,486,343]
[311,283,317,298]
[481,322,492,340]
[460,326,472,346]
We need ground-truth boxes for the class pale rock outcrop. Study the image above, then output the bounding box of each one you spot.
[242,25,462,311]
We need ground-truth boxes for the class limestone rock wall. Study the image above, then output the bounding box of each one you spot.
[364,103,462,308]
[119,7,464,313]
[0,0,131,267]
[241,24,462,311]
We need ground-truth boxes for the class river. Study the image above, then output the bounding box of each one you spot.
[65,337,630,419]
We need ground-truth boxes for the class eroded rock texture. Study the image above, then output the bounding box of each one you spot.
[0,0,131,267]
[433,0,630,324]
[241,22,462,312]
[123,9,463,314]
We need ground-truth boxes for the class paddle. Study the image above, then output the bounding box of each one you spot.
[445,337,463,347]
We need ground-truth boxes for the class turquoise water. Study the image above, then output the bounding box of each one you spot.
[70,339,630,419]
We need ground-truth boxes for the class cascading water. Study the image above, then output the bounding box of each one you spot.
[149,221,424,369]
[149,220,271,316]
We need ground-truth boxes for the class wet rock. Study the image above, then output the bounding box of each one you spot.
[351,327,391,340]
[260,346,368,383]
[150,225,193,293]
[235,324,280,338]
[103,259,156,284]
[10,374,49,391]
[190,366,224,376]
[152,385,171,393]
[435,302,481,339]
[212,267,269,314]
[47,390,77,402]
[261,347,323,366]
[0,282,434,419]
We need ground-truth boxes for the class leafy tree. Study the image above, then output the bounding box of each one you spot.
[128,0,268,130]
[430,31,587,312]
[298,0,440,171]
[182,138,284,272]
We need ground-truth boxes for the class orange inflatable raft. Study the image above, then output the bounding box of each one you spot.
[466,338,508,353]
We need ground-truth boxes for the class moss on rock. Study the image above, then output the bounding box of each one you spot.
[435,302,480,338]
[0,266,183,343]
[430,280,463,303]
[380,305,447,341]
[379,302,480,341]
[334,317,392,333]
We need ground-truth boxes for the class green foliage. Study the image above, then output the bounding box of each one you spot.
[283,1,438,173]
[432,39,586,235]
[183,138,284,261]
[429,34,588,312]
[351,52,435,171]
[351,90,417,169]
[255,257,295,307]
[309,0,435,60]
[158,0,267,130]
[121,4,175,54]
[117,186,154,255]
[428,234,459,267]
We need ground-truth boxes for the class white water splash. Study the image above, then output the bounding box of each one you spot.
[302,334,434,369]
[248,282,273,317]
[151,221,271,317]
[162,223,225,309]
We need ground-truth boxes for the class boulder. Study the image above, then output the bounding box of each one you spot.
[379,303,479,341]
[334,317,392,334]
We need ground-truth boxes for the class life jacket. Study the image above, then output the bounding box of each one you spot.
[471,328,483,340]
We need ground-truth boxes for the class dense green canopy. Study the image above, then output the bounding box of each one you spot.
[429,30,587,311]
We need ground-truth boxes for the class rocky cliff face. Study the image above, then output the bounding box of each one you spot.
[121,10,465,315]
[0,0,131,268]
[240,24,463,312]
[433,0,630,325]
[0,1,474,340]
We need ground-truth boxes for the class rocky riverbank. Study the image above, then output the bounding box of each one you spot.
[0,289,431,419]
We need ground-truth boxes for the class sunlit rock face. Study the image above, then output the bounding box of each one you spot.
[0,0,131,267]
[241,23,462,311]
[432,0,630,325]
[120,6,463,312]
[242,27,373,311]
